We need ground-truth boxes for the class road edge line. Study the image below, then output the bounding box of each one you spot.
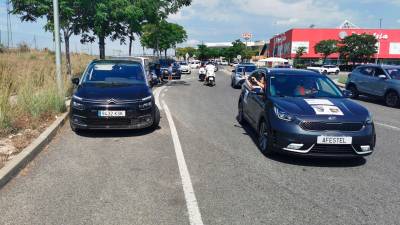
[376,122,400,131]
[162,100,204,225]
[0,110,69,188]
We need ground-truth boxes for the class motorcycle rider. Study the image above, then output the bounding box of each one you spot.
[205,62,216,84]
[198,63,206,81]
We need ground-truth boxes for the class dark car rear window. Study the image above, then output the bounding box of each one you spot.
[237,66,256,73]
[83,63,146,84]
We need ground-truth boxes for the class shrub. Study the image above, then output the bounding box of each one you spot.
[18,82,66,118]
[17,42,30,53]
[0,43,5,53]
[0,63,13,130]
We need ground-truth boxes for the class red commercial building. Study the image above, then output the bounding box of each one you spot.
[269,28,400,63]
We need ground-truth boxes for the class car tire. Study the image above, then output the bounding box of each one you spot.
[385,91,400,107]
[348,84,359,99]
[335,70,339,75]
[323,70,328,75]
[258,120,274,156]
[152,106,160,129]
[70,121,80,133]
[238,100,245,124]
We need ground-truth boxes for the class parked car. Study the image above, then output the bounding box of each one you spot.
[190,60,201,69]
[346,64,400,107]
[179,61,192,74]
[70,59,160,131]
[238,68,375,157]
[159,59,182,80]
[230,63,257,88]
[220,60,229,65]
[307,64,340,75]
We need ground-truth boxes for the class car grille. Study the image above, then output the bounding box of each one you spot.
[309,144,355,155]
[300,121,363,131]
[87,118,132,126]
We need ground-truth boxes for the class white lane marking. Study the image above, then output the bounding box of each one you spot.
[153,86,166,110]
[162,100,204,225]
[376,122,400,131]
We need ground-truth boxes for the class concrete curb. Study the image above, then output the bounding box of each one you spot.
[0,110,69,188]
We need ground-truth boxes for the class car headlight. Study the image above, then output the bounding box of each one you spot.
[274,106,293,122]
[365,112,373,125]
[141,95,152,102]
[139,101,152,109]
[72,101,85,110]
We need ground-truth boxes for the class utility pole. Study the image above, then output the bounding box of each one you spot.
[52,0,63,96]
[33,35,37,49]
[379,18,382,29]
[6,0,13,48]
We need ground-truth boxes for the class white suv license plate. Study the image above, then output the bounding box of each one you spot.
[98,110,126,117]
[317,136,352,145]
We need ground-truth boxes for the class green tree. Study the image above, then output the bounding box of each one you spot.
[196,44,209,60]
[339,33,378,64]
[315,39,338,64]
[176,47,196,59]
[11,0,88,77]
[294,46,307,67]
[141,20,187,57]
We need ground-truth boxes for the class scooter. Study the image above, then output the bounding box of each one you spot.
[199,67,206,81]
[205,70,216,86]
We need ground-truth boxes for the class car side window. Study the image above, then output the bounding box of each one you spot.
[374,68,386,77]
[359,67,374,76]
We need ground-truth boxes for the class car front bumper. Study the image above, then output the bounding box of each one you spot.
[70,102,155,130]
[270,119,376,157]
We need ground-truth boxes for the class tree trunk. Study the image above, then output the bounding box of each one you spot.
[164,49,167,58]
[128,35,134,56]
[63,31,72,78]
[99,35,106,59]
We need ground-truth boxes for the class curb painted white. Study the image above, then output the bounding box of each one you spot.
[162,100,204,225]
[0,111,69,188]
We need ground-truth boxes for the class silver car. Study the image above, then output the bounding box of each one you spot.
[346,64,400,107]
[230,64,257,88]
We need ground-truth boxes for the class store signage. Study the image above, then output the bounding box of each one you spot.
[338,31,389,40]
[274,35,287,43]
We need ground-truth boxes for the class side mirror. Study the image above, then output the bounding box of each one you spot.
[378,74,387,80]
[253,87,264,95]
[71,77,80,85]
[342,90,352,98]
[232,70,235,72]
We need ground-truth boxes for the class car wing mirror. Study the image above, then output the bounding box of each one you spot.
[342,90,352,98]
[252,87,264,95]
[378,74,387,80]
[71,77,80,85]
[231,69,235,72]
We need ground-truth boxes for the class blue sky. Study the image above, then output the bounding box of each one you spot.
[2,0,400,55]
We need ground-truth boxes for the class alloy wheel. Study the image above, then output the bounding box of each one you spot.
[386,92,399,107]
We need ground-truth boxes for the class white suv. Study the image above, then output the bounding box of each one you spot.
[307,65,340,75]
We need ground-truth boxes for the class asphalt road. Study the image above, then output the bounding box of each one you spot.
[1,67,400,225]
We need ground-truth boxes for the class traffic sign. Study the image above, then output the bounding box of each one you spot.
[242,32,253,40]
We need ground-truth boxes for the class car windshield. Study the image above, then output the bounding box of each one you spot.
[82,63,146,85]
[384,68,400,80]
[237,66,256,73]
[269,75,343,98]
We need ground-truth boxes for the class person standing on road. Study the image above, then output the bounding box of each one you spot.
[168,63,173,81]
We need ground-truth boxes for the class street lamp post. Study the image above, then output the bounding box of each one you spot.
[52,0,63,96]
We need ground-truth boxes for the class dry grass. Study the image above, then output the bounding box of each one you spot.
[0,49,94,137]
